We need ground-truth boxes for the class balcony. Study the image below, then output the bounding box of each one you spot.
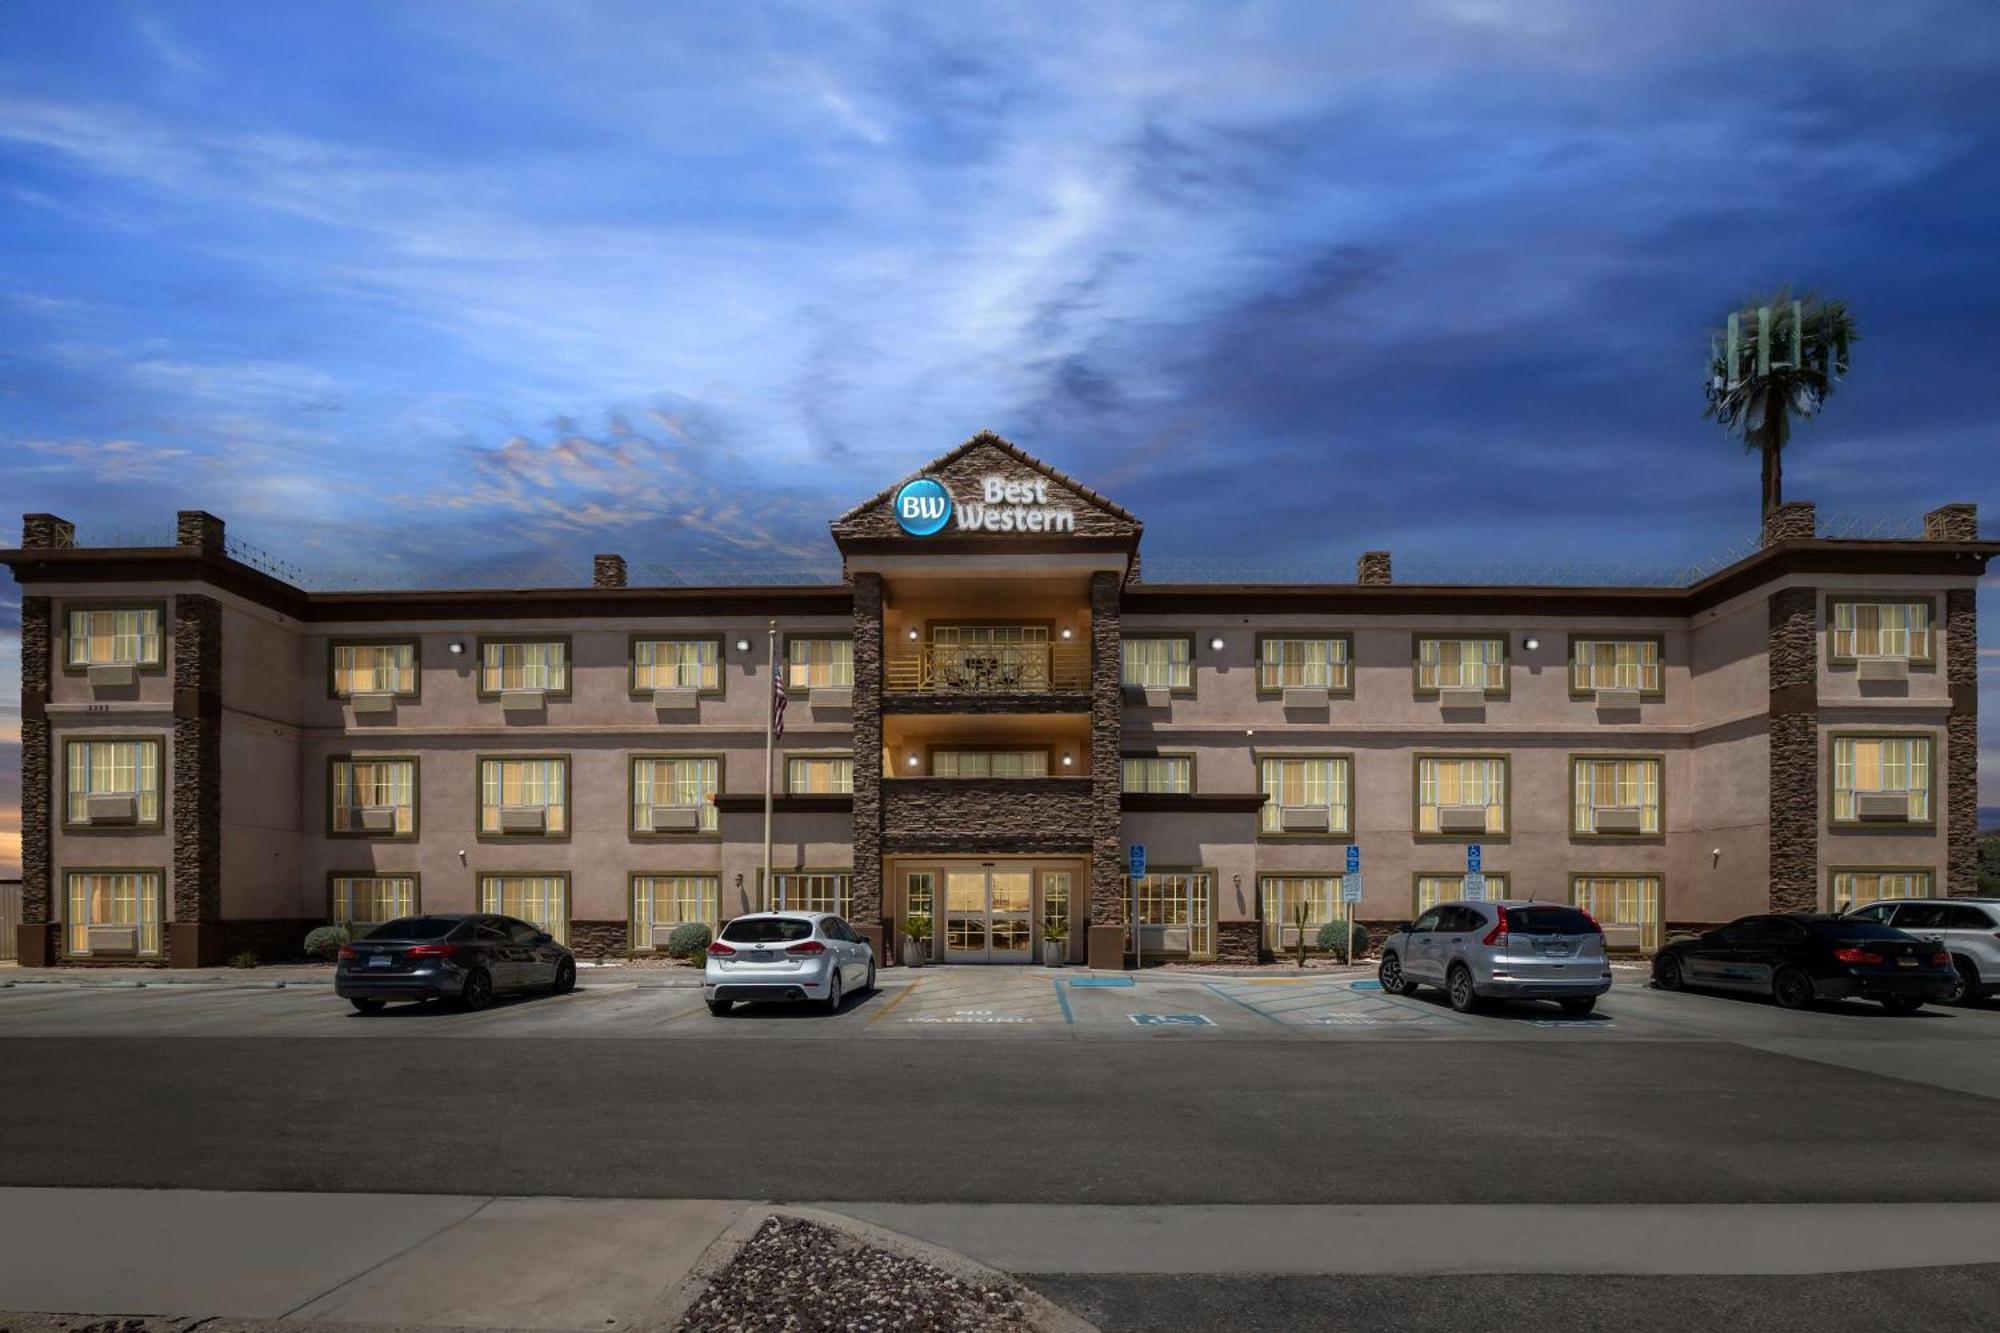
[885,642,1090,695]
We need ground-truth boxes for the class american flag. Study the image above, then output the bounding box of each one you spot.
[771,657,787,741]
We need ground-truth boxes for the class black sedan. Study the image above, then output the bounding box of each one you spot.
[1652,913,1956,1012]
[335,913,576,1013]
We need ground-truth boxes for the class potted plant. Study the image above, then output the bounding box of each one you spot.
[900,913,931,967]
[1042,919,1070,967]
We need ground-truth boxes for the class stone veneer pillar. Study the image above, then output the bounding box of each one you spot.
[1766,586,1819,912]
[176,509,226,554]
[1761,501,1816,546]
[1356,551,1392,584]
[592,554,627,588]
[171,595,224,967]
[850,574,885,951]
[1086,570,1126,968]
[1945,587,1978,895]
[17,595,54,965]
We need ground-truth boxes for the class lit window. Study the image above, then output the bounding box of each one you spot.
[632,756,719,832]
[1258,638,1350,692]
[64,739,162,825]
[786,756,853,794]
[479,874,568,943]
[931,750,1048,778]
[331,642,417,696]
[786,638,854,689]
[1571,639,1662,693]
[1415,872,1509,914]
[1122,636,1192,690]
[1571,875,1663,951]
[1830,600,1933,663]
[1571,757,1662,834]
[1128,870,1215,958]
[66,608,162,668]
[1042,871,1071,939]
[1415,637,1506,692]
[1260,875,1346,953]
[1260,756,1351,834]
[481,640,568,693]
[632,639,719,691]
[479,758,568,834]
[767,872,852,915]
[1832,736,1932,823]
[1831,869,1932,911]
[330,758,416,835]
[1417,756,1508,834]
[632,875,720,949]
[332,876,417,934]
[65,870,164,957]
[1121,755,1192,794]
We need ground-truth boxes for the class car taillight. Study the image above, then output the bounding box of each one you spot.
[337,945,358,961]
[1579,909,1603,934]
[707,941,736,956]
[787,939,827,956]
[406,942,457,959]
[1932,951,1952,966]
[1481,907,1508,947]
[1833,947,1883,965]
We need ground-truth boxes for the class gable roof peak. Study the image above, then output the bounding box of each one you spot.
[832,431,1140,527]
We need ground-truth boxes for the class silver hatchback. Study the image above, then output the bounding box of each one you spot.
[704,911,875,1015]
[1380,900,1612,1014]
[1843,898,2000,1005]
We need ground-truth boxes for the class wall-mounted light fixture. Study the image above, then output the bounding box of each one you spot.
[907,627,920,641]
[1059,627,1074,641]
[1060,753,1074,768]
[1209,636,1225,651]
[735,871,744,887]
[448,641,465,655]
[736,638,751,653]
[1523,636,1541,651]
[906,754,920,769]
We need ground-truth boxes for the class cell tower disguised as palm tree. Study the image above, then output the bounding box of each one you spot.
[1703,293,1857,516]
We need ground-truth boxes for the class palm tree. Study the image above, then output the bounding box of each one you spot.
[1703,292,1857,516]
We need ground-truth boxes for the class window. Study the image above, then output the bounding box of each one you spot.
[1829,599,1933,663]
[331,641,417,697]
[1414,873,1509,914]
[1121,755,1191,794]
[1571,757,1662,835]
[1570,638,1663,694]
[932,750,1047,778]
[1129,870,1214,958]
[1416,756,1508,834]
[631,874,720,949]
[479,639,568,694]
[767,872,852,915]
[479,874,568,944]
[786,637,853,689]
[632,756,720,833]
[1260,756,1351,834]
[64,739,162,826]
[1415,636,1506,693]
[331,875,417,934]
[1830,869,1932,912]
[631,638,720,692]
[329,758,416,835]
[1260,875,1346,952]
[1571,875,1663,951]
[478,757,568,835]
[64,870,164,956]
[1257,636,1351,693]
[66,607,162,668]
[1122,636,1192,691]
[1832,736,1932,823]
[787,755,853,795]
[1043,871,1071,938]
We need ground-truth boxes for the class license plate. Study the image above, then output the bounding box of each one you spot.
[1538,943,1573,957]
[1897,957,1917,968]
[367,954,391,968]
[751,951,772,962]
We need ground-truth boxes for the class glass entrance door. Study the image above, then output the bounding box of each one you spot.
[943,866,1035,963]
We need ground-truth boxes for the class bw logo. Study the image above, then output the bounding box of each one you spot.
[894,477,953,536]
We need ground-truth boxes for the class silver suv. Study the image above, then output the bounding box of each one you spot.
[1379,900,1612,1015]
[1843,898,2000,1005]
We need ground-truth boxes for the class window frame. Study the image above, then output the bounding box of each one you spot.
[781,632,856,691]
[475,752,572,840]
[1258,873,1349,953]
[1120,751,1196,795]
[1125,865,1218,960]
[1823,594,1938,667]
[61,733,165,830]
[474,634,573,698]
[1564,632,1666,699]
[326,871,421,931]
[784,752,855,795]
[629,871,721,950]
[1568,871,1665,952]
[60,865,167,958]
[628,751,723,837]
[1253,632,1355,698]
[1412,871,1510,917]
[1256,751,1354,837]
[61,600,168,673]
[1568,753,1665,838]
[477,871,571,944]
[1120,633,1197,696]
[327,636,421,700]
[627,634,725,697]
[761,867,855,915]
[1410,632,1511,699]
[1826,865,1936,912]
[925,746,1053,779]
[1413,751,1512,839]
[1828,730,1936,828]
[325,753,420,840]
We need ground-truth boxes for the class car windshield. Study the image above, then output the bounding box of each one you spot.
[1502,906,1597,936]
[721,917,814,944]
[365,916,459,941]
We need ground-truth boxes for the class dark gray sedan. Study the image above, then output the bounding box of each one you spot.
[335,913,575,1013]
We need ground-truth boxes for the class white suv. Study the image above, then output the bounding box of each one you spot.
[1843,898,2000,1005]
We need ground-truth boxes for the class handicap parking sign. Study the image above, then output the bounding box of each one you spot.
[1467,843,1482,871]
[1346,845,1361,873]
[1128,844,1146,879]
[1463,871,1486,901]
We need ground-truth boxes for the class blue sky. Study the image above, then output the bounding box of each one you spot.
[2,1,1999,872]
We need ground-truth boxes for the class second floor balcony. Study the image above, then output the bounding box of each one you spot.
[886,640,1090,695]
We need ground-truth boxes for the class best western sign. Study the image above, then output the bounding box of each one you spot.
[895,475,1076,536]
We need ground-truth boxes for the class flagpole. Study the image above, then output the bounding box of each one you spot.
[762,619,777,908]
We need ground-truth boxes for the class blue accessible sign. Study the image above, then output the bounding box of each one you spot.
[1346,844,1361,873]
[1128,844,1146,880]
[1467,843,1482,871]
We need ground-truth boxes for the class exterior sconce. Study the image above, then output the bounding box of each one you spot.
[1060,753,1074,768]
[907,754,920,769]
[1209,636,1225,651]
[1523,636,1541,651]
[908,628,920,640]
[1059,627,1074,640]
[448,641,465,655]
[736,638,751,652]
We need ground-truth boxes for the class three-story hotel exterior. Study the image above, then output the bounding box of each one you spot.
[5,434,1991,968]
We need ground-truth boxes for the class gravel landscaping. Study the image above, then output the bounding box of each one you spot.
[677,1215,1040,1333]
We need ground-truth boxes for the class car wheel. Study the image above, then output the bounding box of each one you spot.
[1447,964,1480,1014]
[551,959,576,994]
[1654,954,1684,992]
[1378,953,1410,996]
[1771,966,1816,1010]
[706,998,732,1016]
[1945,959,1979,1007]
[349,998,386,1015]
[1558,997,1596,1017]
[825,968,844,1013]
[460,967,495,1012]
[1880,995,1926,1014]
[864,960,877,994]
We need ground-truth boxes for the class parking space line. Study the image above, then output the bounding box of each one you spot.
[1196,981,1294,1030]
[1052,980,1074,1024]
[866,978,924,1026]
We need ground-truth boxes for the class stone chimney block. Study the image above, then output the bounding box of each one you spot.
[1923,504,1977,542]
[593,553,628,588]
[21,513,75,549]
[1356,550,1392,585]
[176,510,226,553]
[1761,501,1815,547]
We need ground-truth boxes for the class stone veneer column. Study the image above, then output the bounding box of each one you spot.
[176,509,226,553]
[17,595,54,965]
[1766,586,1819,912]
[171,595,224,967]
[1945,587,1978,895]
[1356,551,1392,584]
[1086,570,1126,968]
[592,554,627,588]
[1761,501,1816,546]
[850,573,885,944]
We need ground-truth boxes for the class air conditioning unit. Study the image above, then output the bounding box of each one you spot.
[1599,923,1646,952]
[1592,806,1645,834]
[86,924,139,954]
[1279,924,1319,950]
[84,793,138,824]
[647,806,700,833]
[651,922,685,948]
[500,688,546,713]
[498,805,547,834]
[1438,685,1487,709]
[87,663,135,690]
[1855,791,1912,821]
[1282,685,1330,708]
[1136,685,1173,709]
[1856,656,1908,683]
[651,687,699,714]
[1438,805,1489,834]
[1139,924,1190,953]
[1594,687,1642,711]
[348,691,396,715]
[810,686,853,710]
[358,805,399,833]
[1279,806,1331,833]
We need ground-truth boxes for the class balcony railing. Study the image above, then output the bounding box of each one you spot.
[886,642,1090,694]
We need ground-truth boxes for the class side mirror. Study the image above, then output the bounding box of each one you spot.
[534,932,552,946]
[1392,921,1412,935]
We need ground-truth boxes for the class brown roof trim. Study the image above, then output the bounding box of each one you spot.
[831,430,1141,526]
[0,547,310,618]
[714,794,854,814]
[838,533,1138,558]
[306,586,853,623]
[1122,792,1269,814]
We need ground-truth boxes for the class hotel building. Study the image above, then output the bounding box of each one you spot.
[4,434,1990,968]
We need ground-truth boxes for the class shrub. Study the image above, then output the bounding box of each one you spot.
[1316,920,1370,962]
[227,950,260,969]
[665,922,713,960]
[303,925,351,960]
[900,913,932,941]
